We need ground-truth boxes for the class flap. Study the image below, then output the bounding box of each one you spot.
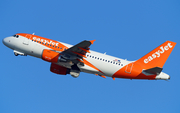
[61,40,95,59]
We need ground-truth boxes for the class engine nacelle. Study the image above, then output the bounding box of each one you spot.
[42,49,70,63]
[50,63,70,75]
[42,49,60,63]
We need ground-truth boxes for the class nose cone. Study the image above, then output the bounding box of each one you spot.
[2,37,8,46]
[2,37,14,49]
[2,38,8,46]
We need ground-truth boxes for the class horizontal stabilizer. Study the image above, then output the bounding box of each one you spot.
[142,67,163,76]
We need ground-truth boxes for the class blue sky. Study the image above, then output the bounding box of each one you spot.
[1,0,180,113]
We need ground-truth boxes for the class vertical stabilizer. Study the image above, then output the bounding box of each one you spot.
[135,41,176,69]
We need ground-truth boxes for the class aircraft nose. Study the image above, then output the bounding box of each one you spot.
[2,37,13,48]
[2,37,8,46]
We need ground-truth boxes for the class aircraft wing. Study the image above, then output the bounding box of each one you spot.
[60,40,95,64]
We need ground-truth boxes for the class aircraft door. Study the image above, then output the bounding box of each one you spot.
[23,34,31,45]
[125,63,133,73]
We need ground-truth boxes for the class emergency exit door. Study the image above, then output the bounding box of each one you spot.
[125,63,133,74]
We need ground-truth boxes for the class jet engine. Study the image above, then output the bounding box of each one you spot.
[50,63,70,75]
[42,49,81,77]
[42,49,68,63]
[42,49,60,62]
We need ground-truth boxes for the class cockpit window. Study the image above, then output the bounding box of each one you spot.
[13,35,19,38]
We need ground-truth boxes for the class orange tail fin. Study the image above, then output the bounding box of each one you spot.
[136,41,176,69]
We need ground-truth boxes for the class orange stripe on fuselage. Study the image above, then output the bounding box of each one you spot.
[112,62,156,80]
[83,58,105,75]
[17,33,68,51]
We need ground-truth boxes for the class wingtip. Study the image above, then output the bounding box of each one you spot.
[90,40,96,44]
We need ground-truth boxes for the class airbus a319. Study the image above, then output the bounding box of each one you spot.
[3,33,176,80]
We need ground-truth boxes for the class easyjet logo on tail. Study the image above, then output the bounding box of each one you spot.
[144,43,173,64]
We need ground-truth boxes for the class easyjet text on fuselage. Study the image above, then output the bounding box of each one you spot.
[33,37,59,46]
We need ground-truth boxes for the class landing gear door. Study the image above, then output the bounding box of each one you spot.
[23,34,31,45]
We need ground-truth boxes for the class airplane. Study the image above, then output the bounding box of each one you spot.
[2,33,176,80]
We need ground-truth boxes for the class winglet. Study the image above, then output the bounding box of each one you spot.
[89,40,96,44]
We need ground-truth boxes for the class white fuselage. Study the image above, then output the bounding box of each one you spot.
[3,35,131,77]
[3,33,174,80]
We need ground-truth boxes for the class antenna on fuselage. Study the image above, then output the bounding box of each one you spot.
[32,33,35,35]
[104,52,106,55]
